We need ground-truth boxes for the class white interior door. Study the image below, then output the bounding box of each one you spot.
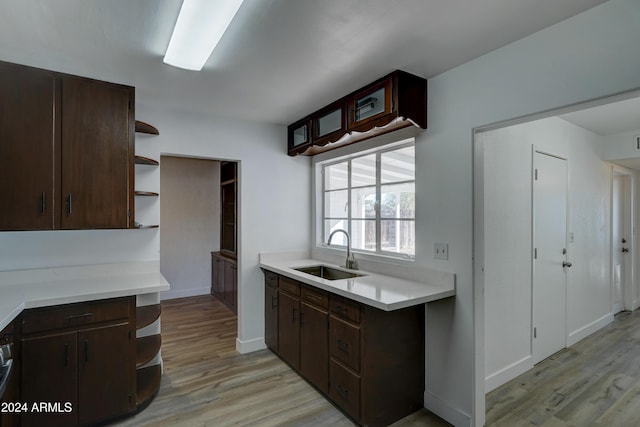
[612,171,633,314]
[532,151,569,364]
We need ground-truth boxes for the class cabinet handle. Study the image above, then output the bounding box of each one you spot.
[64,313,93,321]
[271,295,278,309]
[337,338,349,353]
[41,192,46,213]
[64,343,69,367]
[300,311,305,326]
[336,383,349,399]
[84,340,89,363]
[67,193,73,215]
[292,307,297,323]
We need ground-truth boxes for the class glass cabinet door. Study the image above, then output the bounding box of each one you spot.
[288,117,311,155]
[349,78,393,129]
[312,100,347,145]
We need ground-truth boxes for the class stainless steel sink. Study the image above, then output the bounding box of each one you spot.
[294,265,364,280]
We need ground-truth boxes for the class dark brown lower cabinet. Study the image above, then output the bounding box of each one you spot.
[277,290,300,370]
[19,297,135,427]
[264,271,279,351]
[211,251,237,314]
[263,270,424,427]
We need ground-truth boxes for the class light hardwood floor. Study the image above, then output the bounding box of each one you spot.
[113,296,640,427]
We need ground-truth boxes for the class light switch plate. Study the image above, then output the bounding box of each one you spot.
[434,243,449,260]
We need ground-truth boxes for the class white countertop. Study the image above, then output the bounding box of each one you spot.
[259,253,455,311]
[0,261,170,331]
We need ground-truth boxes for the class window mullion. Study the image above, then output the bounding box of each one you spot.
[376,152,381,253]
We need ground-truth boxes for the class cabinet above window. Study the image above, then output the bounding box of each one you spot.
[287,70,427,156]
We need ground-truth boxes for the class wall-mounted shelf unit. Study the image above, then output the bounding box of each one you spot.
[135,156,159,166]
[135,120,159,135]
[135,303,162,409]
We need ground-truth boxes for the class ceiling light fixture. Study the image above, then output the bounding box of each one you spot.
[163,0,245,71]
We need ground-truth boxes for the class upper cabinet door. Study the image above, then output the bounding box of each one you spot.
[288,117,312,156]
[0,62,57,230]
[60,77,133,229]
[348,77,393,132]
[312,100,347,147]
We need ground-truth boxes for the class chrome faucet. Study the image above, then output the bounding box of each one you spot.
[328,229,358,270]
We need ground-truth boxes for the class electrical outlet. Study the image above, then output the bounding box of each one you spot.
[434,243,449,260]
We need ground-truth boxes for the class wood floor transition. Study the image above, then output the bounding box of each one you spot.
[110,295,640,426]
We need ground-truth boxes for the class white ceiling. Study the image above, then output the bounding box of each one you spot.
[0,0,608,125]
[560,96,640,136]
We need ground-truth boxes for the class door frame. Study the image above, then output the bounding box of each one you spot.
[531,148,569,364]
[611,165,635,312]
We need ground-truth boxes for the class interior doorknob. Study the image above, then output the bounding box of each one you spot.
[562,261,573,268]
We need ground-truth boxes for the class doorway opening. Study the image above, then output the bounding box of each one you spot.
[474,89,640,407]
[159,155,240,319]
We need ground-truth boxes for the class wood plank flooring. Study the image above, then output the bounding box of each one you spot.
[486,310,640,426]
[112,296,640,426]
[111,295,449,427]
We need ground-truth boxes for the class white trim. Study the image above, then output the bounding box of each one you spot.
[485,356,533,393]
[424,389,472,427]
[236,336,266,354]
[472,131,486,427]
[567,312,613,346]
[160,286,210,301]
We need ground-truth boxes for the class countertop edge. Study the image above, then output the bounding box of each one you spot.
[0,263,170,331]
[260,259,455,311]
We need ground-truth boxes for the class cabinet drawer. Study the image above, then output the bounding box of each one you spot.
[330,316,361,372]
[329,360,360,421]
[330,295,361,324]
[22,297,132,335]
[301,285,328,308]
[264,270,278,288]
[279,276,300,296]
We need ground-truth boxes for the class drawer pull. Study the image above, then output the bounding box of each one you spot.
[337,338,349,353]
[64,313,93,321]
[336,383,349,399]
[335,305,348,315]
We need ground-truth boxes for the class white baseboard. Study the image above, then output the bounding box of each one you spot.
[485,355,533,392]
[632,298,640,311]
[236,336,267,354]
[567,313,613,346]
[160,287,210,301]
[424,389,471,427]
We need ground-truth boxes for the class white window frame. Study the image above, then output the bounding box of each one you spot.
[315,138,415,261]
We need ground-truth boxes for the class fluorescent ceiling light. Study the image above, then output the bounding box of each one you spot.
[163,0,244,71]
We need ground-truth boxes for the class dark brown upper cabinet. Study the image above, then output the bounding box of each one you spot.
[287,116,312,156]
[287,70,427,156]
[0,60,135,231]
[311,99,347,148]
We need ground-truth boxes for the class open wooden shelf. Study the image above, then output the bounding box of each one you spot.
[135,191,159,197]
[137,304,161,329]
[135,120,159,135]
[134,224,159,229]
[136,364,161,408]
[135,156,159,166]
[137,334,162,368]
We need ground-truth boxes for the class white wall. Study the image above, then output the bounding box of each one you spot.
[481,117,611,392]
[422,0,640,425]
[135,102,311,352]
[160,156,220,300]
